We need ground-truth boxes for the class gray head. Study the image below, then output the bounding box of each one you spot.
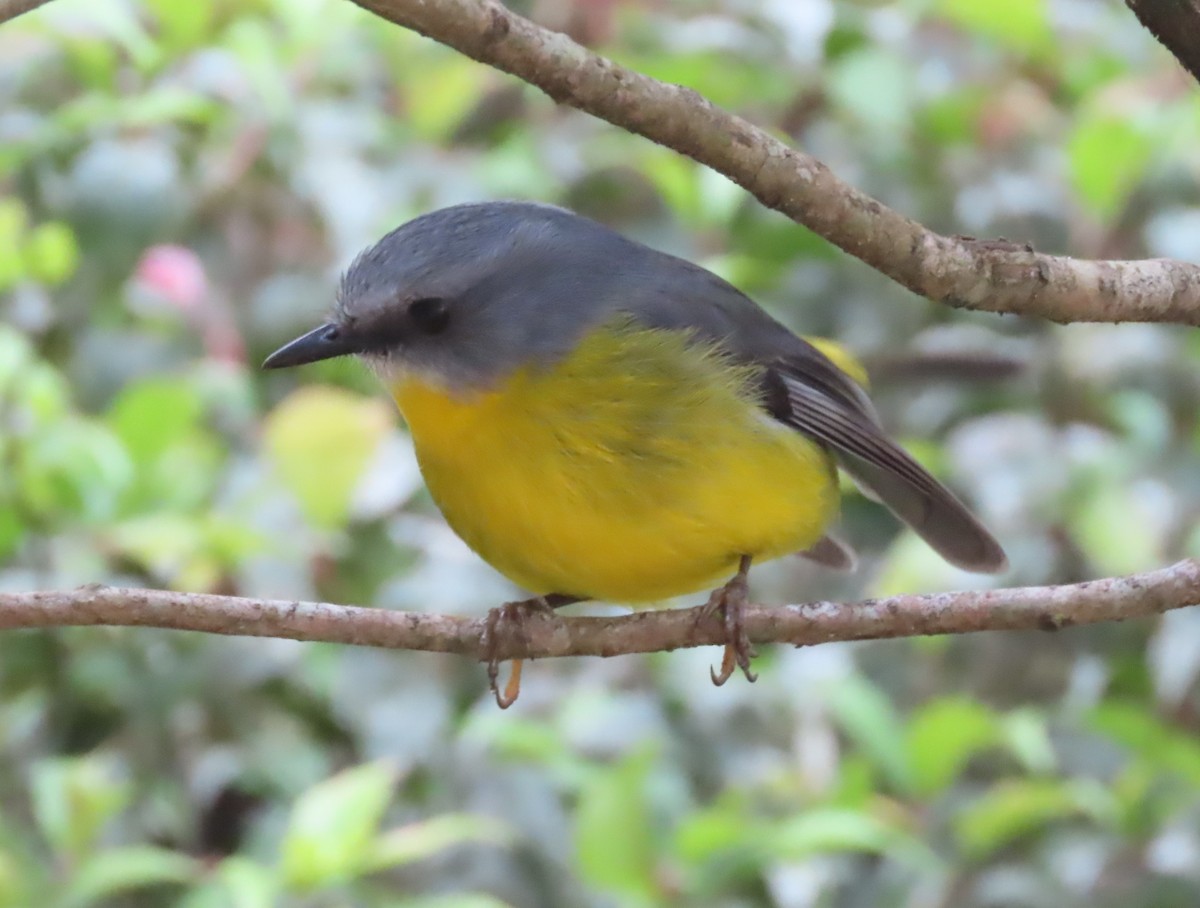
[262,201,649,389]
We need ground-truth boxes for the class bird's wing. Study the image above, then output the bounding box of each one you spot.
[622,258,1007,573]
[760,350,1007,573]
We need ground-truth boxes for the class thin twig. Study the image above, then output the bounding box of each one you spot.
[1,561,1196,662]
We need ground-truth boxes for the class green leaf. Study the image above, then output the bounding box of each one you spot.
[263,386,393,529]
[30,757,130,860]
[68,0,161,71]
[366,814,512,871]
[61,846,199,907]
[13,360,71,427]
[470,716,570,766]
[107,513,263,588]
[103,374,222,514]
[62,35,121,90]
[144,0,213,51]
[918,88,986,146]
[575,751,658,906]
[616,50,784,110]
[1067,110,1155,220]
[769,808,936,869]
[674,805,758,864]
[177,857,278,908]
[827,48,913,134]
[0,506,25,561]
[905,698,999,796]
[830,755,876,809]
[0,200,28,290]
[999,709,1057,775]
[936,0,1052,54]
[825,675,913,794]
[406,56,486,141]
[203,516,271,566]
[224,18,294,120]
[0,327,34,394]
[48,87,217,135]
[120,87,221,128]
[396,896,515,908]
[17,417,133,524]
[1091,701,1200,785]
[108,513,204,577]
[640,149,703,225]
[107,378,204,466]
[1071,483,1163,575]
[22,222,80,286]
[1107,762,1159,837]
[279,761,398,891]
[954,779,1115,859]
[0,846,33,907]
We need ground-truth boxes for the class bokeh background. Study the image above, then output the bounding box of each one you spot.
[3,0,1200,905]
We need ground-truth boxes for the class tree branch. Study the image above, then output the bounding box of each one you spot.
[5,0,1199,324]
[342,0,1200,327]
[1126,0,1200,86]
[2,561,1197,662]
[0,0,52,24]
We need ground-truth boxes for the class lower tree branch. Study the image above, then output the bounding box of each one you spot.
[345,0,1200,327]
[2,561,1197,662]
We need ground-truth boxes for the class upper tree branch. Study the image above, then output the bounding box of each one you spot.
[2,561,1198,662]
[0,0,51,23]
[1126,0,1200,86]
[345,0,1200,327]
[5,0,1200,323]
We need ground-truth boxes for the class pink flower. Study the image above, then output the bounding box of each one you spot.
[132,244,246,364]
[135,244,208,312]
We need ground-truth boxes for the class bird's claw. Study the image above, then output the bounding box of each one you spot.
[701,557,756,686]
[482,597,555,708]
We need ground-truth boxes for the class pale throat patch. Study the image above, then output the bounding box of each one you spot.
[362,350,497,402]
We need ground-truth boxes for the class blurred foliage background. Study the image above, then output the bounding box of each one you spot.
[3,0,1200,905]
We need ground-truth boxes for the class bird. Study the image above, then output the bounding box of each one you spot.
[263,200,1007,706]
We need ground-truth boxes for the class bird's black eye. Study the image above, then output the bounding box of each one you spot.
[407,297,450,334]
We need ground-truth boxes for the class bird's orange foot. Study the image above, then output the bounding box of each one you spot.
[482,595,567,708]
[701,555,756,686]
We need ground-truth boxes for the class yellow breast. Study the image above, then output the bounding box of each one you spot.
[389,321,838,603]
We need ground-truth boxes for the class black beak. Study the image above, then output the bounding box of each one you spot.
[262,323,358,369]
